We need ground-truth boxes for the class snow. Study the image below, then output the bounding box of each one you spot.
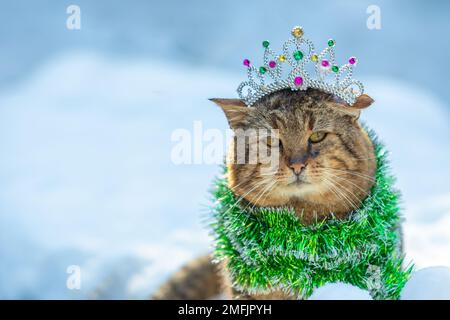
[309,283,372,300]
[361,79,450,269]
[401,267,450,300]
[0,52,449,299]
[309,267,450,300]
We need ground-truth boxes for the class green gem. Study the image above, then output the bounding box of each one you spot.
[332,65,339,73]
[328,39,335,47]
[262,40,270,48]
[259,66,267,74]
[293,51,303,60]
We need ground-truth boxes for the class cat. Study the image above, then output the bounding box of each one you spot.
[153,88,375,299]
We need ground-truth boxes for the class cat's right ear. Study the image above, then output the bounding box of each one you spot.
[209,98,253,129]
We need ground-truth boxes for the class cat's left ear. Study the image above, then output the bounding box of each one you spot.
[351,94,374,110]
[209,98,254,129]
[333,94,374,119]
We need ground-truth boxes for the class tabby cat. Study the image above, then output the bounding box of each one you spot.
[153,88,375,299]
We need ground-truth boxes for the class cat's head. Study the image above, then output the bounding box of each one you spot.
[211,88,376,223]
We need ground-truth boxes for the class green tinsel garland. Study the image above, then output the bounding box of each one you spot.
[210,131,413,299]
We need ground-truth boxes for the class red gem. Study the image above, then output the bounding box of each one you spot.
[294,76,303,86]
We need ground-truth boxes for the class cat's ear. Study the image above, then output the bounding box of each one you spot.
[332,94,374,119]
[351,94,374,110]
[209,98,253,129]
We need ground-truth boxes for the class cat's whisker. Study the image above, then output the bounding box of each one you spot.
[224,179,270,215]
[321,179,347,206]
[322,177,359,211]
[324,176,361,210]
[259,172,278,177]
[245,180,277,212]
[353,158,377,162]
[317,167,375,182]
[227,176,268,192]
[227,179,250,192]
[320,167,375,179]
[320,178,354,211]
[325,177,361,208]
[260,173,292,181]
[322,170,371,196]
[245,182,273,210]
[315,187,332,215]
[351,156,377,161]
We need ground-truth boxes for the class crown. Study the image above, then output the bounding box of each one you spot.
[237,26,364,106]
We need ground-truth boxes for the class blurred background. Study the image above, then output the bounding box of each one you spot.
[0,0,449,299]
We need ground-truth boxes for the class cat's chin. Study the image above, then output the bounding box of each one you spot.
[280,182,320,198]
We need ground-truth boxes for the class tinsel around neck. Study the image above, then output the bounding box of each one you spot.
[210,130,413,299]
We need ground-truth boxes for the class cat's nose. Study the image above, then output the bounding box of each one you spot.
[289,162,306,175]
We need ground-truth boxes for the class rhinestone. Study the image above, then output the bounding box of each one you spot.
[291,26,304,38]
[293,51,303,60]
[294,76,303,86]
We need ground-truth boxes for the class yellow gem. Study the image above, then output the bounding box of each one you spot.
[278,55,286,62]
[311,54,318,62]
[291,26,304,38]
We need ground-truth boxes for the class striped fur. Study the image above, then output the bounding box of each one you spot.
[154,89,376,299]
[152,255,222,300]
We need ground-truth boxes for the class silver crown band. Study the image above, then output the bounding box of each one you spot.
[237,26,364,106]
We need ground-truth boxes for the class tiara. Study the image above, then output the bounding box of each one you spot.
[237,26,364,106]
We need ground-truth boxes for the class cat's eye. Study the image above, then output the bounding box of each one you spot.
[309,132,328,143]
